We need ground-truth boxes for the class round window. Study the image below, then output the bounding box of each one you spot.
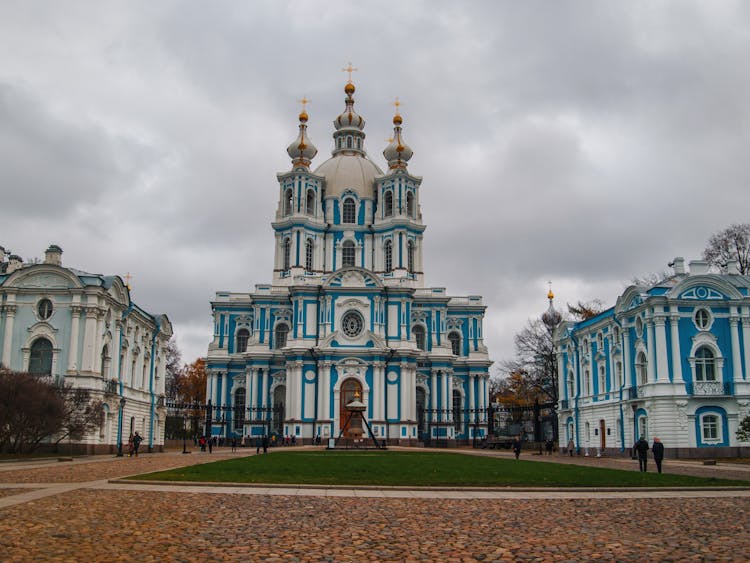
[635,316,644,338]
[341,311,364,338]
[694,308,711,330]
[37,298,53,320]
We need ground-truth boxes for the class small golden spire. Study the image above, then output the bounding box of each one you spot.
[124,272,132,291]
[342,62,358,83]
[392,97,401,115]
[547,281,554,300]
[297,96,311,121]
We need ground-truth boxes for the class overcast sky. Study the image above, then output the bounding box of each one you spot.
[2,1,749,370]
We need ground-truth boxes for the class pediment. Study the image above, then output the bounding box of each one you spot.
[325,267,383,289]
[7,266,83,290]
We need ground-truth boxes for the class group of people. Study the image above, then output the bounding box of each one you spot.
[126,431,142,457]
[634,436,665,473]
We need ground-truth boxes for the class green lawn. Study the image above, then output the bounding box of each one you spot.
[128,451,750,488]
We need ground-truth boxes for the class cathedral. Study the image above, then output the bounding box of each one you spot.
[205,79,492,445]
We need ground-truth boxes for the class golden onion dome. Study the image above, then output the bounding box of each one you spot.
[344,82,355,95]
[393,114,403,125]
[548,289,555,300]
[299,111,308,122]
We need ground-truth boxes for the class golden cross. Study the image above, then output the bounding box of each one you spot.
[393,97,402,115]
[342,62,358,83]
[298,96,311,112]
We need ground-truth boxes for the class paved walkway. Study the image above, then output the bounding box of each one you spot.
[1,448,749,561]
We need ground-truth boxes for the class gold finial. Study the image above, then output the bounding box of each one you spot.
[547,281,554,300]
[297,96,311,121]
[124,272,132,291]
[342,62,358,83]
[392,97,401,115]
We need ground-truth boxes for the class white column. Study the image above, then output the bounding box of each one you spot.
[1,304,16,369]
[654,315,669,382]
[372,361,384,420]
[646,316,656,383]
[245,368,252,411]
[440,370,448,420]
[216,373,224,406]
[82,306,98,373]
[94,309,105,375]
[446,371,453,422]
[321,361,331,420]
[730,311,744,383]
[468,373,475,411]
[742,309,750,381]
[669,310,682,383]
[622,331,631,388]
[68,305,82,372]
[430,370,438,421]
[113,320,122,380]
[262,369,269,409]
[400,363,410,422]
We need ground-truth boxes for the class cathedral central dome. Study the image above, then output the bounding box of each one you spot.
[313,153,383,199]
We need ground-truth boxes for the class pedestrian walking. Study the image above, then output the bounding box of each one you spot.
[512,436,522,460]
[635,436,649,472]
[199,435,206,452]
[567,438,575,456]
[262,435,269,454]
[545,439,554,455]
[256,437,261,454]
[132,431,143,457]
[231,437,237,452]
[127,434,134,457]
[208,436,213,453]
[652,437,665,474]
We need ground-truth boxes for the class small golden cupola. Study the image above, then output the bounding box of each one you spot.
[286,96,318,168]
[383,98,413,169]
[542,283,562,330]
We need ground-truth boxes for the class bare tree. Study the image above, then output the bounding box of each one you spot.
[567,299,605,321]
[0,370,65,453]
[703,223,750,274]
[54,383,104,446]
[164,338,182,400]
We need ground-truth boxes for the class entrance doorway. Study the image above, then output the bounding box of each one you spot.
[273,385,286,434]
[599,419,606,450]
[339,378,363,439]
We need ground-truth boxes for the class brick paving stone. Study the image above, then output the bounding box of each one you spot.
[0,488,35,499]
[0,490,748,561]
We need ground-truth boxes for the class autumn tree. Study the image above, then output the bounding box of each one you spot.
[175,358,207,405]
[703,223,750,274]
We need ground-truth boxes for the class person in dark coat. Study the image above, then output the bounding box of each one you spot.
[262,435,269,454]
[652,437,665,474]
[512,437,522,460]
[635,436,649,472]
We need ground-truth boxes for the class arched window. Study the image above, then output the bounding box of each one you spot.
[406,192,414,218]
[567,371,575,399]
[413,325,426,351]
[29,338,53,375]
[384,240,393,272]
[236,329,250,353]
[384,190,393,217]
[616,361,623,388]
[598,365,606,394]
[407,240,415,273]
[346,136,352,149]
[584,369,590,395]
[636,351,648,384]
[695,346,716,381]
[342,198,356,223]
[448,331,461,356]
[306,190,315,215]
[274,324,289,349]
[342,240,355,267]
[284,188,293,216]
[282,238,291,271]
[305,239,314,272]
[234,388,246,431]
[701,413,720,442]
[100,345,110,378]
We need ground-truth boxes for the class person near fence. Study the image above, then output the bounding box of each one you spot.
[512,436,522,460]
[567,438,575,456]
[652,437,665,473]
[635,436,650,472]
[132,432,143,457]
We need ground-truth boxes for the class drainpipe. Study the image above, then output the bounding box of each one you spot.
[147,318,162,453]
[116,303,135,456]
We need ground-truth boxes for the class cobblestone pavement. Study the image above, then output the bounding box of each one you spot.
[0,449,748,561]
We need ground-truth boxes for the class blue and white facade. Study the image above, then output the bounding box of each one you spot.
[206,81,492,444]
[555,258,750,457]
[0,245,173,453]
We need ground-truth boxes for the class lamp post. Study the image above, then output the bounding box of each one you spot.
[116,397,126,457]
[182,412,190,454]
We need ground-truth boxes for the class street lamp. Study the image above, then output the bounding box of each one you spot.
[116,397,126,457]
[182,413,190,454]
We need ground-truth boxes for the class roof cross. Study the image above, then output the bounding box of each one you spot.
[342,62,358,83]
[392,97,402,115]
[297,96,311,113]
